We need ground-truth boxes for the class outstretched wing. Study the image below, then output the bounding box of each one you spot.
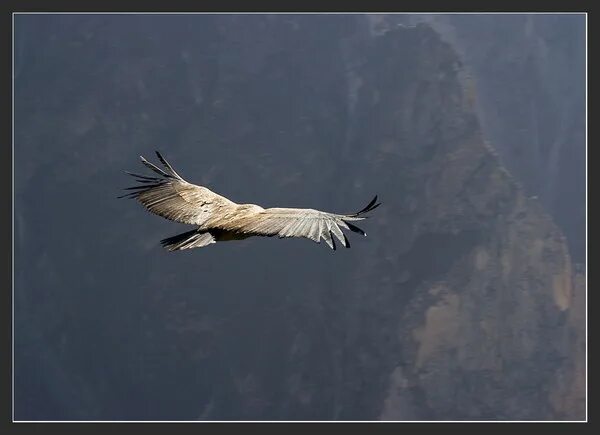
[120,151,236,225]
[220,196,381,250]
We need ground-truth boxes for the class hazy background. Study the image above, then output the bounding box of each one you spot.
[14,14,585,421]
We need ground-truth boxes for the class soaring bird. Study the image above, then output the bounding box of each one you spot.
[120,152,381,251]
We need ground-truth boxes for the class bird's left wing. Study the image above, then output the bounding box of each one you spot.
[120,151,237,226]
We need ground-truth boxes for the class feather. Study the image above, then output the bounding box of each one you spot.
[121,152,380,251]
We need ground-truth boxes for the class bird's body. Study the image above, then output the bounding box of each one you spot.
[121,152,380,251]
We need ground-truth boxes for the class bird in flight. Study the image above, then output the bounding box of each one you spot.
[120,152,381,251]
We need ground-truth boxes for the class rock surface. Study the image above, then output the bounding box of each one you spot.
[377,13,586,264]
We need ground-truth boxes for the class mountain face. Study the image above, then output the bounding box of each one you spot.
[384,13,586,265]
[14,14,585,420]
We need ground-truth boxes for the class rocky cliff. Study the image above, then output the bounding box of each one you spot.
[375,13,586,265]
[14,14,585,420]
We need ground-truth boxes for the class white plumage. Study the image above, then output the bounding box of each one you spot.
[121,152,380,251]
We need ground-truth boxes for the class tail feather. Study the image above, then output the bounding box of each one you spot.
[160,229,216,251]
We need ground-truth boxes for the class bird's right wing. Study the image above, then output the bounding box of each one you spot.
[120,151,236,226]
[221,196,381,250]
